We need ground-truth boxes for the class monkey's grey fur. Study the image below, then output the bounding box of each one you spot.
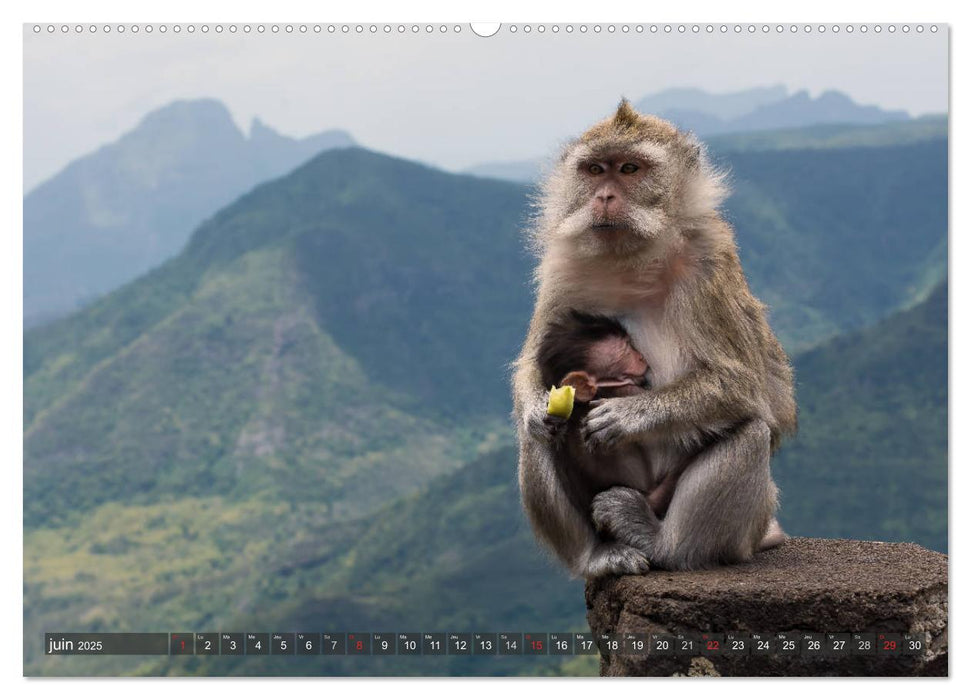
[512,100,796,577]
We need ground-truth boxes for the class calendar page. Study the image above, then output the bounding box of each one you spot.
[21,10,949,682]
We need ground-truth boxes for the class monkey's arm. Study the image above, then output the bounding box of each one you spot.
[583,252,794,451]
[513,353,563,444]
[582,363,762,451]
[513,297,650,577]
[512,292,571,442]
[765,333,798,449]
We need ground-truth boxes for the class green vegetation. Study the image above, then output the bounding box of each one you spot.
[27,272,947,674]
[775,281,948,552]
[26,449,591,676]
[708,116,947,153]
[724,138,947,350]
[24,127,947,676]
[25,244,509,527]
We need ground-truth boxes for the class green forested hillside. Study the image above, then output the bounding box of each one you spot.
[28,274,947,675]
[707,115,946,152]
[27,134,947,425]
[26,447,591,677]
[24,148,531,528]
[723,138,947,348]
[26,148,534,423]
[24,245,502,526]
[775,281,948,552]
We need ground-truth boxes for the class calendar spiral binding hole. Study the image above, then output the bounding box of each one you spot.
[31,24,941,36]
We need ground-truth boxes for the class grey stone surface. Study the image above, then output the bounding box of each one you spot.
[585,537,947,676]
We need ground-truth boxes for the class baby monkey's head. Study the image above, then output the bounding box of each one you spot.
[537,310,650,403]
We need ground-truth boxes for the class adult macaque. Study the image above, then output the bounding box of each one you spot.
[513,100,795,576]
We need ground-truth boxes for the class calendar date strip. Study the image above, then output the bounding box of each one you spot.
[45,631,927,657]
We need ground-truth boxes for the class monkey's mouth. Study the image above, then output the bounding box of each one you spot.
[590,222,627,234]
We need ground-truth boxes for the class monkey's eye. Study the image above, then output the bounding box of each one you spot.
[587,164,605,175]
[620,163,639,174]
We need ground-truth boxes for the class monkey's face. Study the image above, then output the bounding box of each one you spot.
[579,150,669,239]
[533,101,729,257]
[544,143,673,254]
[588,335,649,395]
[558,336,650,402]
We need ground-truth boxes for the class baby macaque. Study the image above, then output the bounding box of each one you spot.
[536,310,685,519]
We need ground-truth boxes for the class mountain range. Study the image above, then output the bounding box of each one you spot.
[25,148,531,529]
[25,132,947,526]
[24,99,354,324]
[25,90,930,327]
[23,115,947,675]
[466,87,927,182]
[634,85,790,121]
[637,87,910,137]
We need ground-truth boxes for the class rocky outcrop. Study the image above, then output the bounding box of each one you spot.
[585,538,947,676]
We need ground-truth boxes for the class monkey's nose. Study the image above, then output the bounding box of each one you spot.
[595,194,617,217]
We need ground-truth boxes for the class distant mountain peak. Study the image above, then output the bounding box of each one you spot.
[24,97,359,322]
[249,116,284,143]
[636,85,911,137]
[135,98,241,137]
[636,85,789,120]
[817,89,852,102]
[143,96,232,117]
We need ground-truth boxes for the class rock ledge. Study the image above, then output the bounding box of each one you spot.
[585,537,947,676]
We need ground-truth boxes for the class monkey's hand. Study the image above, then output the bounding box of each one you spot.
[524,401,569,445]
[581,396,655,451]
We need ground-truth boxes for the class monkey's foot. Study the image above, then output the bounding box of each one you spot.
[584,542,651,578]
[591,487,659,553]
[758,518,788,551]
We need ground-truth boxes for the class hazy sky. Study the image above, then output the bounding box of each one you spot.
[23,23,948,191]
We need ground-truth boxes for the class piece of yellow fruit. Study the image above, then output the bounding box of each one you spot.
[547,385,575,419]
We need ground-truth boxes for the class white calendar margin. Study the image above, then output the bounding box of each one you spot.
[3,0,961,698]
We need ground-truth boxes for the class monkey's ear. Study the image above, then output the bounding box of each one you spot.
[560,371,598,403]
